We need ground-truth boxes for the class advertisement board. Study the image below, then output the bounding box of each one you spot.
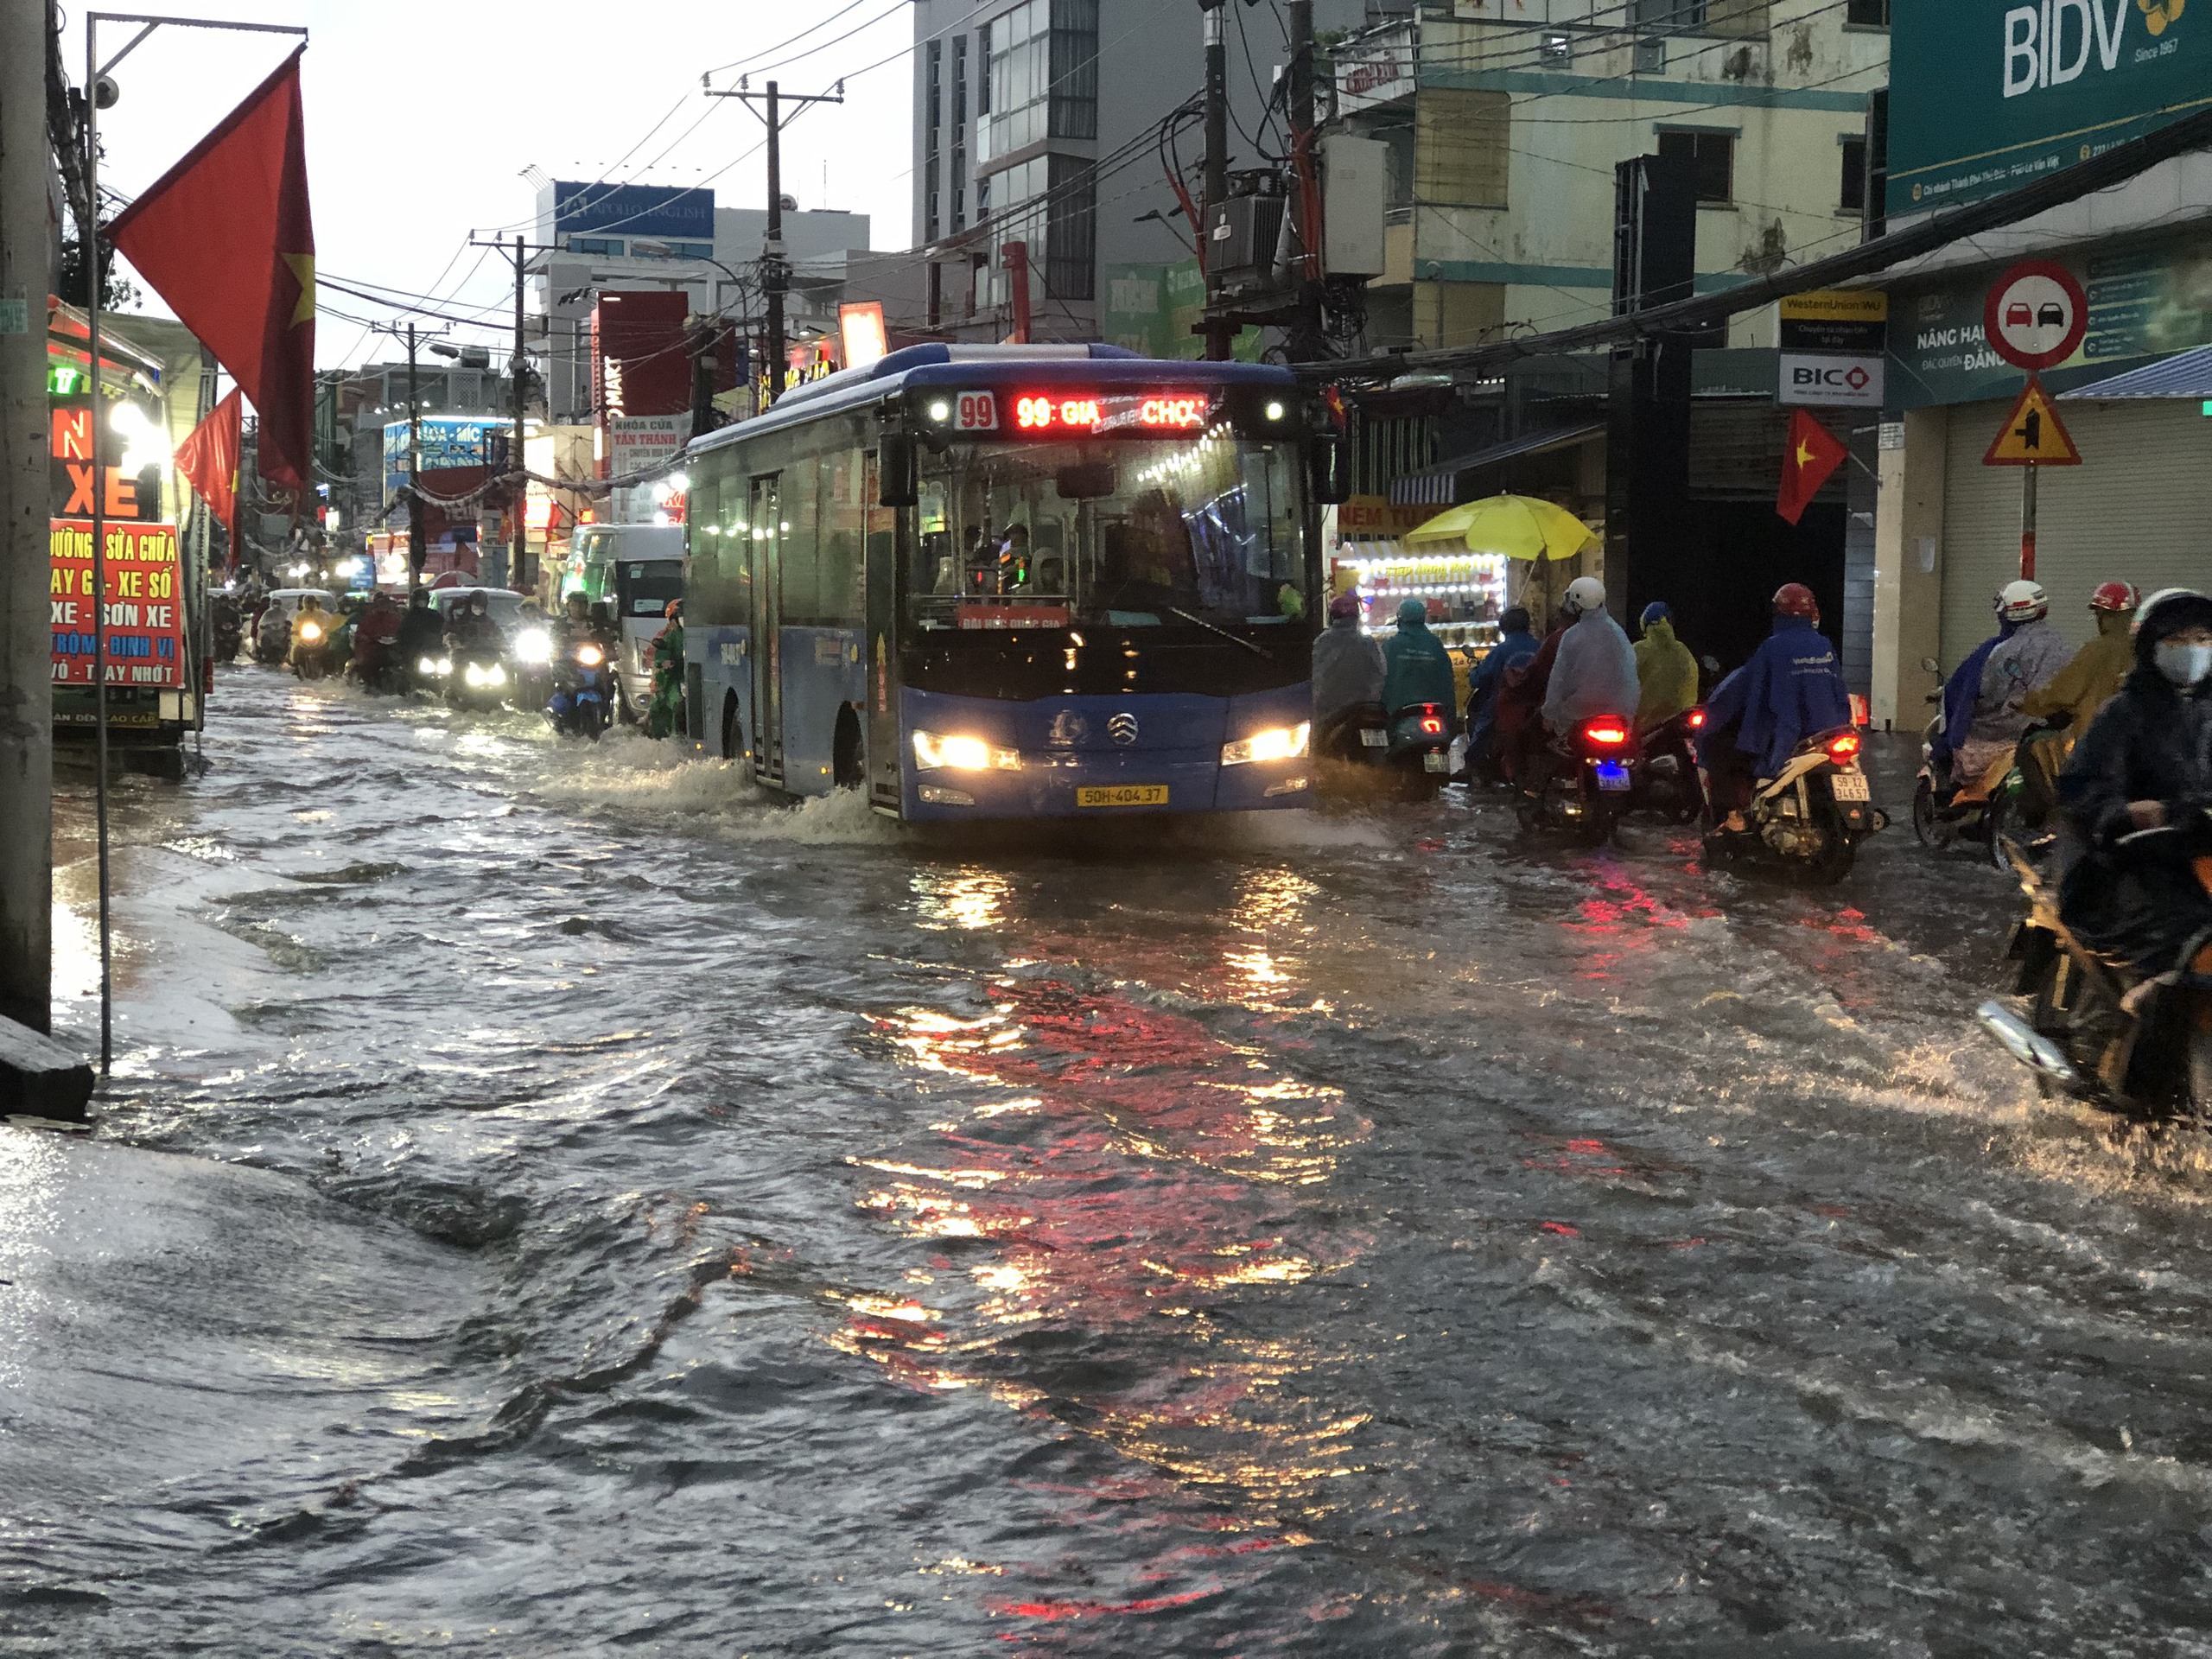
[1891,228,2212,405]
[1102,261,1262,361]
[1887,0,2209,217]
[607,414,689,477]
[49,518,187,688]
[550,181,713,243]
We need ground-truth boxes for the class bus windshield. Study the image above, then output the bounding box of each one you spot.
[908,435,1303,632]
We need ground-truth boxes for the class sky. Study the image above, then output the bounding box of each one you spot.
[67,0,922,370]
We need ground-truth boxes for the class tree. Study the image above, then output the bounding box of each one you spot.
[57,223,140,312]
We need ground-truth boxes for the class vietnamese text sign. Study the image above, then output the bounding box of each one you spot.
[49,518,187,687]
[1337,495,1437,537]
[1778,353,1885,408]
[607,413,690,477]
[1779,289,1888,353]
[1887,0,2209,217]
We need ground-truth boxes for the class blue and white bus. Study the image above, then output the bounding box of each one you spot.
[679,345,1344,822]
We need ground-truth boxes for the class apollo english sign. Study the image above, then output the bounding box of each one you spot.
[1886,0,2204,217]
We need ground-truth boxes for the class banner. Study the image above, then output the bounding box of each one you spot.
[49,518,188,688]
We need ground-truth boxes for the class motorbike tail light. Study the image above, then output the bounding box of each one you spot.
[1687,708,1706,729]
[1827,732,1862,763]
[1582,719,1630,747]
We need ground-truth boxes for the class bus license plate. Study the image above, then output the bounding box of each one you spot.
[1833,770,1871,801]
[1078,785,1168,808]
[1593,760,1632,791]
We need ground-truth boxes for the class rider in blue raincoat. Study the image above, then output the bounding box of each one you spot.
[1700,582,1853,826]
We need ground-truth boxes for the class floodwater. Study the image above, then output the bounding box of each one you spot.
[10,668,2212,1656]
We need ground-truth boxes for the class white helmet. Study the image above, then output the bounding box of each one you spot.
[1562,575,1606,617]
[1997,579,2049,624]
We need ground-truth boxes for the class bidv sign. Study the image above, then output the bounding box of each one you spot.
[2002,0,2178,99]
[1887,0,2195,214]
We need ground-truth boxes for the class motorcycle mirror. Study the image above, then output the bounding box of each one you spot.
[1920,656,1942,674]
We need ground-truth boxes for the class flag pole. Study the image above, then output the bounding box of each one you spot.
[84,22,112,1077]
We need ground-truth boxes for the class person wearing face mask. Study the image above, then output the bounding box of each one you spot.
[2056,588,2212,984]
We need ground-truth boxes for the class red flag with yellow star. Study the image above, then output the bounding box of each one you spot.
[1776,409,1847,527]
[174,387,244,537]
[108,48,314,493]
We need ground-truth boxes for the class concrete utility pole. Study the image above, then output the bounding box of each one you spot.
[511,234,525,591]
[406,325,422,582]
[1286,0,1325,360]
[706,76,843,405]
[1199,0,1232,362]
[0,0,53,1035]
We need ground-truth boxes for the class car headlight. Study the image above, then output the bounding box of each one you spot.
[1221,721,1310,766]
[912,728,1020,772]
[575,644,605,667]
[514,628,552,664]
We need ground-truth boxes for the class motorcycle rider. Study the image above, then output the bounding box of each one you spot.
[1700,582,1853,833]
[1953,579,2071,792]
[395,587,442,677]
[446,592,501,657]
[1633,601,1700,734]
[647,600,686,739]
[2056,588,2212,988]
[1381,596,1458,726]
[553,591,597,656]
[1494,602,1572,785]
[289,593,334,670]
[352,591,404,689]
[1464,605,1539,781]
[1538,575,1639,738]
[1312,591,1386,754]
[2024,581,2140,741]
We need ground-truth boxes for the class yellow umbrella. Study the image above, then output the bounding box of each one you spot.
[1402,493,1599,562]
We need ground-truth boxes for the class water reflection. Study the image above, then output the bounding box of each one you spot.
[911,868,1012,932]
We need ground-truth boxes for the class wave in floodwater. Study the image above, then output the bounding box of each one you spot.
[12,671,2212,1657]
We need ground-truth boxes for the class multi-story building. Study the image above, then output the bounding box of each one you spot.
[908,0,1370,345]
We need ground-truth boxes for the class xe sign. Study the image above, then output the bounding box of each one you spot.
[1778,352,1885,409]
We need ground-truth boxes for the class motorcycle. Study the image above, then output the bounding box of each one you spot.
[1522,714,1638,846]
[511,624,556,716]
[212,597,243,664]
[290,615,334,681]
[253,607,289,665]
[1383,701,1454,800]
[1980,820,2212,1120]
[1316,700,1390,766]
[1703,726,1884,884]
[545,639,613,739]
[446,645,512,712]
[1631,706,1707,823]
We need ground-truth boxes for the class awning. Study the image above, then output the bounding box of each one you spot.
[2061,345,2212,400]
[1388,422,1605,506]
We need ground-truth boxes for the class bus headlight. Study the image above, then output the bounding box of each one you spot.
[514,627,553,664]
[912,729,1020,772]
[1221,721,1310,766]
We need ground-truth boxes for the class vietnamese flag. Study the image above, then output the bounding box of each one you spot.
[1776,409,1848,526]
[174,387,244,536]
[108,48,313,493]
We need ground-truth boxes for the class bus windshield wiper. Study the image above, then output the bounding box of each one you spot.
[1170,607,1268,656]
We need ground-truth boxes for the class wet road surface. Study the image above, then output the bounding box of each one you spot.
[10,668,2212,1656]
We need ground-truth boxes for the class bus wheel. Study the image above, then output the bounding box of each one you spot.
[833,705,865,789]
[721,690,743,762]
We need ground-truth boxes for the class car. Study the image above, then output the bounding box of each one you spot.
[2037,302,2066,327]
[428,586,528,647]
[2006,302,2032,329]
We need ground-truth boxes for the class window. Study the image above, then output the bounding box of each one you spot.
[991,152,1096,300]
[1541,32,1572,62]
[925,41,943,240]
[952,35,969,230]
[1839,135,1866,213]
[673,242,714,260]
[1631,0,1705,26]
[569,237,623,256]
[1657,129,1733,204]
[986,0,1097,160]
[1846,0,1889,22]
[1633,35,1666,73]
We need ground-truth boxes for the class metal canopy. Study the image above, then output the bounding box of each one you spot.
[2061,346,2212,401]
[1387,422,1605,506]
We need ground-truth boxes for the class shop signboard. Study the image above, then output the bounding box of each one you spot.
[384,416,496,501]
[1337,495,1433,538]
[49,518,187,687]
[1778,290,1887,354]
[1102,261,1262,362]
[1332,22,1416,112]
[1890,228,2212,406]
[1887,0,2208,217]
[607,413,689,478]
[1778,352,1885,408]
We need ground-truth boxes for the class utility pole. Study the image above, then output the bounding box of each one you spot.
[706,76,843,404]
[370,321,439,588]
[469,233,557,590]
[1199,1,1232,362]
[1286,0,1325,362]
[0,0,52,1034]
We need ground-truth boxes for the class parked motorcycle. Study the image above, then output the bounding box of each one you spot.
[545,639,613,739]
[1522,714,1638,846]
[1703,726,1884,884]
[1632,706,1707,823]
[1980,820,2212,1120]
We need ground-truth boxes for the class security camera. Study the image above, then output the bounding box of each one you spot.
[93,76,120,110]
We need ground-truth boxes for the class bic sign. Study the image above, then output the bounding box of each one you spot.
[1778,353,1885,410]
[2002,0,2152,99]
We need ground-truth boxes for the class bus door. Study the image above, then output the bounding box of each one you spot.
[749,475,783,785]
[864,451,900,810]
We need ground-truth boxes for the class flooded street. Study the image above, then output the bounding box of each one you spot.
[12,665,2212,1656]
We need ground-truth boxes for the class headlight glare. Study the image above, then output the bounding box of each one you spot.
[912,728,1020,772]
[1221,721,1310,766]
[514,628,552,664]
[576,645,605,667]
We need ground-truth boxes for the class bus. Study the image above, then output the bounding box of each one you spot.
[679,344,1344,822]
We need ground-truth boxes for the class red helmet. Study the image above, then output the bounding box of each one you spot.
[1772,582,1819,621]
[2089,581,2140,613]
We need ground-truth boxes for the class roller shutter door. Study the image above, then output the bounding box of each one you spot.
[1941,398,2212,669]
